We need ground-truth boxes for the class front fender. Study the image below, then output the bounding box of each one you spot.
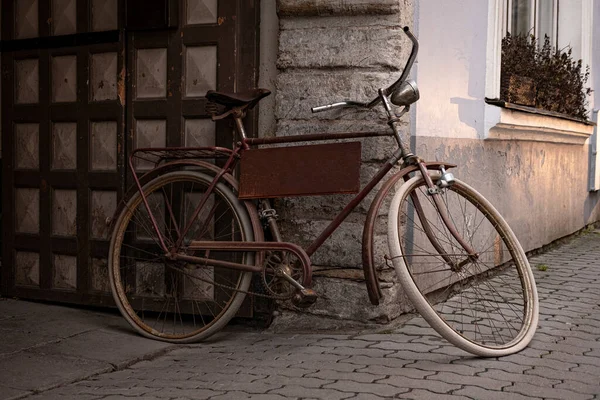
[361,162,456,305]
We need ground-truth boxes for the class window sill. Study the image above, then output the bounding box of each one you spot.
[484,100,595,145]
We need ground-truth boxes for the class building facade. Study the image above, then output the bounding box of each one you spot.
[1,0,599,328]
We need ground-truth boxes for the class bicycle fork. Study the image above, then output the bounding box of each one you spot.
[381,91,478,270]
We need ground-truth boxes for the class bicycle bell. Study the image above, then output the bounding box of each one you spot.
[390,79,420,106]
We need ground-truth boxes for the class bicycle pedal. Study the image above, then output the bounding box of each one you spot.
[291,288,318,308]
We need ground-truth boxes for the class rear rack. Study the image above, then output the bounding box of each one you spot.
[130,147,235,169]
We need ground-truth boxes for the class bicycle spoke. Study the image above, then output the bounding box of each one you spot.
[110,172,252,342]
[390,176,537,354]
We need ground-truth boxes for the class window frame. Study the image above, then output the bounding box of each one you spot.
[484,0,594,141]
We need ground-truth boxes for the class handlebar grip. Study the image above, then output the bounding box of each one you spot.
[311,101,368,113]
[311,104,336,113]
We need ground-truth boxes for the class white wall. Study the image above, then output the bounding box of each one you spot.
[594,1,600,113]
[414,0,489,140]
[414,0,598,141]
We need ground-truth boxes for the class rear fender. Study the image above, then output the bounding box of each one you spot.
[108,160,264,243]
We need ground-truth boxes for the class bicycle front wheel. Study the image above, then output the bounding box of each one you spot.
[387,174,538,357]
[108,171,254,343]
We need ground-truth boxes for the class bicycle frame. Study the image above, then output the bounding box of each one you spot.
[122,26,478,302]
[125,102,470,299]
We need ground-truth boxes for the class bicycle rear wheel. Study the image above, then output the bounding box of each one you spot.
[388,174,538,357]
[108,171,254,343]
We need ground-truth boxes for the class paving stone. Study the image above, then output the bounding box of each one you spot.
[21,393,102,400]
[450,359,530,374]
[0,350,110,392]
[210,394,292,400]
[385,350,459,363]
[0,386,31,400]
[275,352,350,363]
[429,345,474,357]
[453,386,538,400]
[555,381,600,396]
[489,354,578,371]
[369,341,441,353]
[396,390,472,400]
[209,380,283,394]
[306,369,387,383]
[271,385,355,400]
[254,375,335,388]
[247,366,317,378]
[505,382,594,400]
[340,355,414,369]
[194,372,267,383]
[353,334,414,342]
[299,360,360,372]
[407,360,486,376]
[525,365,600,386]
[527,339,590,355]
[316,339,373,348]
[377,375,461,394]
[570,363,600,377]
[324,380,409,397]
[355,365,435,379]
[72,385,159,397]
[127,379,202,389]
[396,325,440,336]
[542,351,600,367]
[144,387,222,399]
[324,346,393,358]
[478,369,560,387]
[429,371,510,391]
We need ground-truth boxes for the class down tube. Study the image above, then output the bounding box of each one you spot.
[304,160,396,257]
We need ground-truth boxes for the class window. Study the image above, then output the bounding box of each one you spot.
[483,0,594,141]
[507,0,558,47]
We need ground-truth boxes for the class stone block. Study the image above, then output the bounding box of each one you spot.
[277,0,400,17]
[275,119,408,162]
[275,70,396,121]
[280,219,363,266]
[278,26,407,70]
[282,17,403,34]
[283,275,411,322]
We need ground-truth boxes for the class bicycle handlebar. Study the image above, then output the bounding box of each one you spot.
[311,26,419,114]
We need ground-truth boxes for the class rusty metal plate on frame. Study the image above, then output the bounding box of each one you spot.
[239,142,361,199]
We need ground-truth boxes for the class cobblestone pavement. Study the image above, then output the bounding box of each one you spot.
[8,231,600,399]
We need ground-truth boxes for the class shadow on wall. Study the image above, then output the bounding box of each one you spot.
[450,97,481,131]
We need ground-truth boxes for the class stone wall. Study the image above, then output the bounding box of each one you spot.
[271,0,415,329]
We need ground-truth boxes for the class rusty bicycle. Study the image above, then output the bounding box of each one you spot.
[108,27,539,357]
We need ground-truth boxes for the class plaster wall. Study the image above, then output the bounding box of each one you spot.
[414,137,600,251]
[594,1,600,112]
[413,0,488,139]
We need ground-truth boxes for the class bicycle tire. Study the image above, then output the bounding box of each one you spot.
[387,174,538,357]
[108,171,254,343]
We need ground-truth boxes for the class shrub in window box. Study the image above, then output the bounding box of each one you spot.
[501,33,592,120]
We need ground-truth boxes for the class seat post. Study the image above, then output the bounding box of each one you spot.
[232,109,248,143]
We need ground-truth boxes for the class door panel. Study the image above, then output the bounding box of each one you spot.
[1,0,259,311]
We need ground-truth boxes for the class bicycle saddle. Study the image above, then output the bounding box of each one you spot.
[205,88,271,109]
